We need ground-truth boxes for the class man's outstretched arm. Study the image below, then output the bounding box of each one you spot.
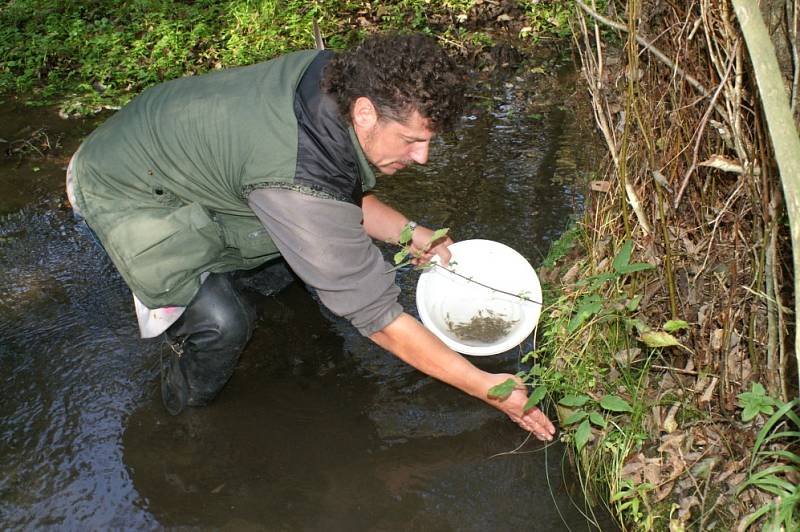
[370,312,556,441]
[249,189,554,439]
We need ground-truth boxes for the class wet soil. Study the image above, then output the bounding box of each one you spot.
[0,64,616,530]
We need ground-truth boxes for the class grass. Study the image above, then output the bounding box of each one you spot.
[0,0,574,114]
[736,396,800,531]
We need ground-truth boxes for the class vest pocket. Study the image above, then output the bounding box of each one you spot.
[215,213,279,260]
[103,202,225,303]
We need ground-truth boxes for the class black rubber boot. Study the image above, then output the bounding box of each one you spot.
[160,272,256,415]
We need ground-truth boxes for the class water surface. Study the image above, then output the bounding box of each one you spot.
[0,68,613,530]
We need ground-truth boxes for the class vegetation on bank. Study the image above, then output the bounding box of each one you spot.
[0,0,570,114]
[506,1,800,530]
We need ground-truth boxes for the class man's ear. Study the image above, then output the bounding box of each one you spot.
[351,97,378,129]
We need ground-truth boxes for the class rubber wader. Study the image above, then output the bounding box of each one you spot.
[161,272,256,415]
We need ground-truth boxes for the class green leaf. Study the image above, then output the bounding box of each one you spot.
[575,419,592,451]
[523,385,547,411]
[563,411,588,425]
[398,225,414,245]
[600,394,633,412]
[612,240,634,272]
[559,394,590,407]
[615,262,655,274]
[612,240,654,274]
[487,378,516,400]
[743,382,767,398]
[663,320,689,332]
[738,383,780,423]
[742,404,761,422]
[626,295,642,311]
[589,411,607,427]
[640,331,681,348]
[430,227,450,242]
[627,318,650,334]
[576,272,614,287]
[393,248,409,264]
[567,300,603,333]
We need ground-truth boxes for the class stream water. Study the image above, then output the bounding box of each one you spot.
[1,65,615,530]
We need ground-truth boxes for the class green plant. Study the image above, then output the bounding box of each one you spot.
[518,0,574,41]
[736,397,800,531]
[558,393,633,451]
[391,226,450,270]
[738,383,780,422]
[610,478,656,529]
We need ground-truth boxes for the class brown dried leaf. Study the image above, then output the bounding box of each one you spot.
[699,377,718,404]
[654,480,675,502]
[643,458,663,486]
[697,303,710,328]
[698,154,744,174]
[716,457,747,484]
[663,403,680,433]
[658,431,687,452]
[711,328,724,350]
[562,262,581,284]
[614,347,641,366]
[590,180,612,193]
[621,452,646,482]
[679,495,700,520]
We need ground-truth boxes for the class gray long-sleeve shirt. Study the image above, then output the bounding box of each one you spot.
[248,188,403,337]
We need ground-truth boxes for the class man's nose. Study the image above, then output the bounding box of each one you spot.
[409,141,429,165]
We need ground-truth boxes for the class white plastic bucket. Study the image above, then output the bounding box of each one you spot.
[416,239,542,356]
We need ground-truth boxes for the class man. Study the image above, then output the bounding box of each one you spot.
[66,33,555,441]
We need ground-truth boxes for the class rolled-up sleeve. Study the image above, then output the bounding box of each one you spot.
[247,188,402,336]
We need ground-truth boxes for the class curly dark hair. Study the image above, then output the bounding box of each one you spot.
[321,33,465,133]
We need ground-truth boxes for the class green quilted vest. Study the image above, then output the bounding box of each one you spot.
[70,50,375,308]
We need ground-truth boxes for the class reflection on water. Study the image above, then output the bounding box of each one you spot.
[0,69,614,530]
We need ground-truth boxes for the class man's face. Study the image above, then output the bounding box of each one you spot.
[353,99,434,175]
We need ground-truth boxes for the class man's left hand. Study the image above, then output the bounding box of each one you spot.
[409,225,453,266]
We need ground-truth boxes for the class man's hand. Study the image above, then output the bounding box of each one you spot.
[409,225,454,266]
[484,373,556,441]
[370,314,557,441]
